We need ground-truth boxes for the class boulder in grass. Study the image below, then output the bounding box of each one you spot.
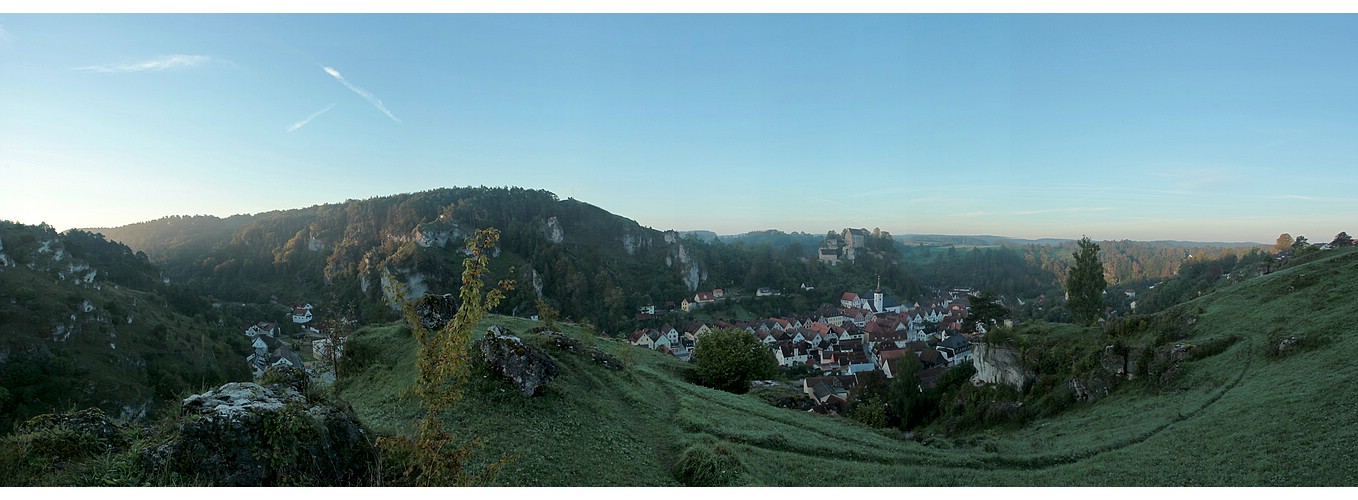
[479,325,559,397]
[138,366,376,486]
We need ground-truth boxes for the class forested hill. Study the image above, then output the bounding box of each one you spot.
[92,186,1271,333]
[93,188,732,333]
[93,187,933,334]
[0,221,250,433]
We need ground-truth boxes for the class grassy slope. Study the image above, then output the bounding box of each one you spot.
[341,248,1358,486]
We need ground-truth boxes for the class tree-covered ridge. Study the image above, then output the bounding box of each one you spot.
[91,187,1270,335]
[95,188,704,333]
[0,221,250,434]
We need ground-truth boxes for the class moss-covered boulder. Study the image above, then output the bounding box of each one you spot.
[479,325,558,397]
[13,408,127,461]
[414,293,458,331]
[137,368,376,486]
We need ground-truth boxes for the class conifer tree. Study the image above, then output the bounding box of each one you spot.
[1067,236,1107,326]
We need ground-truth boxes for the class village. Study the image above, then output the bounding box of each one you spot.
[629,281,999,414]
[239,301,345,381]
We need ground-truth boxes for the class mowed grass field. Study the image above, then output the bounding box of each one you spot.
[340,248,1358,486]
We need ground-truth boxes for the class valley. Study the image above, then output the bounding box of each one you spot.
[1,187,1353,486]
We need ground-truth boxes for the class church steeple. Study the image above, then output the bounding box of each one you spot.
[874,275,884,313]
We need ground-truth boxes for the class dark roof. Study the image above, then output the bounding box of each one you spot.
[919,348,946,367]
[918,366,947,390]
[939,334,970,350]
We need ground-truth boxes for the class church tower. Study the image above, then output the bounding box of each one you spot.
[874,275,884,313]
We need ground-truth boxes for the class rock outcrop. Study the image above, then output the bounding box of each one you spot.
[16,408,128,459]
[971,342,1033,390]
[539,327,625,370]
[138,366,376,486]
[479,326,559,397]
[543,216,564,244]
[414,293,459,331]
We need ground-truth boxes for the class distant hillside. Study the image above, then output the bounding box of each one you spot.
[93,188,732,333]
[91,188,922,333]
[0,221,250,433]
[89,188,1269,334]
[678,230,719,242]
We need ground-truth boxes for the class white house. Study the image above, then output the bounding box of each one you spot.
[245,321,279,338]
[313,337,345,360]
[292,307,313,324]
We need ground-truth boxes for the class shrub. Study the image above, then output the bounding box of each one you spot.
[692,328,777,394]
[672,442,746,486]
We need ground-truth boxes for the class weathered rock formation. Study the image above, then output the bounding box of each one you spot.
[16,407,128,458]
[970,342,1033,390]
[414,293,459,331]
[138,366,376,486]
[543,216,564,244]
[539,327,625,370]
[479,326,559,396]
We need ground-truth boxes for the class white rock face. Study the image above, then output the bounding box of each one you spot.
[0,237,16,267]
[683,261,702,292]
[380,271,429,310]
[544,217,564,244]
[307,235,326,252]
[622,233,647,255]
[414,221,463,248]
[531,268,544,298]
[971,342,1033,390]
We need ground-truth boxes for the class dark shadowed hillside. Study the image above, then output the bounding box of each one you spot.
[0,222,250,433]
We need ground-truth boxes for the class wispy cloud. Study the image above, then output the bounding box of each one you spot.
[287,104,336,133]
[1014,207,1113,216]
[0,24,11,42]
[321,65,400,123]
[74,54,212,73]
[1148,167,1237,191]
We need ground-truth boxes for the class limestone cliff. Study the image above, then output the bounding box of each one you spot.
[971,342,1033,390]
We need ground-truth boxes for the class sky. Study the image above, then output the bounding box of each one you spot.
[2,12,1357,243]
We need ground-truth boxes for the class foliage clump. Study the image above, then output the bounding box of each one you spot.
[672,442,747,486]
[692,328,777,394]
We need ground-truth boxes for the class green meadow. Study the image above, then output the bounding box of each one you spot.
[337,248,1358,486]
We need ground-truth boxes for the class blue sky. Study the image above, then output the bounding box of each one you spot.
[2,14,1357,243]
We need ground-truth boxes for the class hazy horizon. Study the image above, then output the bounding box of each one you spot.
[4,14,1356,244]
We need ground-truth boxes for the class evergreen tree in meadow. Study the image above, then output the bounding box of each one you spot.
[1067,236,1107,327]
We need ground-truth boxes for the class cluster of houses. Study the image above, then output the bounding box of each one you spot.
[637,286,795,321]
[680,288,726,313]
[241,301,343,379]
[242,320,305,378]
[631,286,994,410]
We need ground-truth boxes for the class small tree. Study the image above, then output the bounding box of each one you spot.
[382,228,515,486]
[1067,236,1107,327]
[318,303,355,386]
[1332,232,1353,248]
[536,298,560,330]
[693,328,777,394]
[846,370,890,428]
[962,291,1009,333]
[1275,233,1294,253]
[1290,235,1320,259]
